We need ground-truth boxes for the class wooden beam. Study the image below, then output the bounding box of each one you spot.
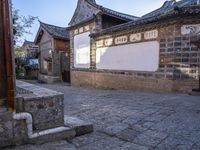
[0,0,7,107]
[2,0,15,111]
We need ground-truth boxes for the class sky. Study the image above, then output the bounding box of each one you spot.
[12,0,166,44]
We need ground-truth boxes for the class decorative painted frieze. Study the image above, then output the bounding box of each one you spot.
[181,24,200,35]
[79,27,84,33]
[105,38,113,46]
[84,25,90,31]
[144,30,158,40]
[130,33,141,42]
[96,40,104,48]
[115,36,128,45]
[74,29,78,35]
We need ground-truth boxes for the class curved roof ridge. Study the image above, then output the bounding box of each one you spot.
[87,1,139,21]
[91,5,200,37]
[37,21,69,41]
[39,21,67,29]
[142,0,197,18]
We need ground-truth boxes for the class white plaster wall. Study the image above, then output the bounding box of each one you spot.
[74,32,90,68]
[96,41,159,72]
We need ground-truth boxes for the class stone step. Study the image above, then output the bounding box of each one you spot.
[64,115,93,136]
[27,116,93,144]
[28,126,76,144]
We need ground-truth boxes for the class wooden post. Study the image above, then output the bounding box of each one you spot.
[0,0,7,107]
[2,0,15,111]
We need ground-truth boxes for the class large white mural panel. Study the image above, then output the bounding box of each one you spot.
[96,41,159,72]
[74,32,90,68]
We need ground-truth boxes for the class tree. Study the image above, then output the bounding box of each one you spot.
[12,7,37,45]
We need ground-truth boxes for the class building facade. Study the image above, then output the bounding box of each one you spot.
[35,22,70,83]
[70,0,200,92]
[22,40,39,58]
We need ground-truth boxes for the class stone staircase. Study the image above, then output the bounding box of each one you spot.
[0,81,93,149]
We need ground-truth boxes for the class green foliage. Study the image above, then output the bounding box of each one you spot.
[12,7,37,45]
[14,46,25,58]
[16,66,26,78]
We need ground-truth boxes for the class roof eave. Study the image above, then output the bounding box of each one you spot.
[68,17,95,29]
[91,7,200,38]
[34,26,44,45]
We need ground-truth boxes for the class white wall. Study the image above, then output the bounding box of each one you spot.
[96,41,159,72]
[74,32,90,68]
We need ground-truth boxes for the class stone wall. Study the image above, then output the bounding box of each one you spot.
[70,21,200,92]
[0,81,65,148]
[71,70,198,92]
[16,80,64,130]
[0,108,28,148]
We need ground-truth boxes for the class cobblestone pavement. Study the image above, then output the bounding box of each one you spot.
[4,81,200,150]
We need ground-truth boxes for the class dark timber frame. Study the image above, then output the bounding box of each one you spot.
[0,0,15,111]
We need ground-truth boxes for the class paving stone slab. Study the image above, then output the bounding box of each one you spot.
[79,137,125,150]
[116,142,149,150]
[64,115,93,136]
[154,136,194,150]
[103,123,129,136]
[191,143,200,150]
[133,130,168,148]
[69,132,108,148]
[3,141,77,150]
[117,128,143,142]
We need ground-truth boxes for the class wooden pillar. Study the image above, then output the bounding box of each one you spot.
[1,0,15,111]
[0,0,7,107]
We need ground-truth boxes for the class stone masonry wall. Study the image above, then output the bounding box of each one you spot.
[0,108,28,148]
[16,81,64,130]
[71,21,200,92]
[0,81,66,148]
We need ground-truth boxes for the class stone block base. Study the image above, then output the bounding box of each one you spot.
[71,70,198,93]
[64,116,93,136]
[189,91,200,96]
[0,81,93,149]
[26,116,93,144]
[38,74,61,84]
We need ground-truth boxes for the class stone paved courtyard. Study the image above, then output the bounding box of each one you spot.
[3,81,200,150]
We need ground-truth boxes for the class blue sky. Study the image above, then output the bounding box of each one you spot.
[12,0,166,44]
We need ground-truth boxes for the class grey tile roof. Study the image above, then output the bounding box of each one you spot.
[142,0,197,18]
[87,0,139,21]
[40,22,69,40]
[91,5,200,37]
